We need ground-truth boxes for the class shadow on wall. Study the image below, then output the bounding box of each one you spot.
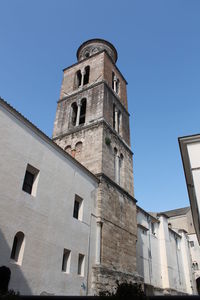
[0,228,32,294]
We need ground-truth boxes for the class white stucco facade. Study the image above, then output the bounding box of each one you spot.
[0,100,99,295]
[136,207,197,295]
[179,135,200,244]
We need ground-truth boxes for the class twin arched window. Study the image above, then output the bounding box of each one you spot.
[10,231,25,265]
[71,98,87,127]
[75,66,90,89]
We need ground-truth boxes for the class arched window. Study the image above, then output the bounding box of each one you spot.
[75,142,83,154]
[114,148,118,183]
[119,153,123,185]
[83,66,90,85]
[75,142,83,160]
[65,145,71,154]
[116,79,120,94]
[10,231,25,265]
[75,70,82,88]
[193,262,199,270]
[113,104,116,129]
[112,72,115,90]
[79,98,86,125]
[71,102,78,126]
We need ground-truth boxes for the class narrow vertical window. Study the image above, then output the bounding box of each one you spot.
[83,66,90,85]
[10,232,25,265]
[79,98,86,125]
[62,249,71,273]
[76,70,82,88]
[112,72,115,90]
[114,148,119,184]
[116,79,120,94]
[22,164,39,196]
[113,104,116,129]
[71,102,78,126]
[117,111,121,133]
[119,153,123,185]
[78,254,85,276]
[73,195,83,221]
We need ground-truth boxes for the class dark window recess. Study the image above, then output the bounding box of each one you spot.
[77,70,82,87]
[113,104,116,128]
[83,66,90,85]
[79,99,86,125]
[10,236,18,260]
[73,200,79,219]
[71,102,78,126]
[112,72,115,90]
[22,171,34,194]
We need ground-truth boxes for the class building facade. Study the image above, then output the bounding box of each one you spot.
[179,134,200,245]
[137,206,200,295]
[0,98,99,295]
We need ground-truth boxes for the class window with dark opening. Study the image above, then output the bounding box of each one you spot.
[78,254,85,276]
[116,79,120,94]
[79,98,86,125]
[22,164,39,196]
[62,249,71,273]
[73,195,83,220]
[112,72,115,90]
[10,231,25,264]
[83,66,90,85]
[113,104,116,128]
[76,70,82,88]
[71,102,78,126]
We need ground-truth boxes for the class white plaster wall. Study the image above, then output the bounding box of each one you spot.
[137,211,162,290]
[188,234,200,280]
[187,143,200,216]
[0,106,98,295]
[137,210,195,294]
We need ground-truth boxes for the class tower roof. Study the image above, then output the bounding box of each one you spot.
[77,38,118,63]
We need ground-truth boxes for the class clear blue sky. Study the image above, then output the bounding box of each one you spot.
[0,0,200,212]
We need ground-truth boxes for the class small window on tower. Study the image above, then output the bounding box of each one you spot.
[112,72,115,90]
[71,102,78,126]
[73,194,83,221]
[22,164,39,196]
[83,66,90,85]
[76,70,82,88]
[79,98,86,125]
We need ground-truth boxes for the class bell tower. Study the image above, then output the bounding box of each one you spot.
[53,39,139,294]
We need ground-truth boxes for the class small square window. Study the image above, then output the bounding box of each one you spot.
[73,195,83,220]
[22,164,39,196]
[78,253,85,276]
[190,241,194,247]
[62,249,71,273]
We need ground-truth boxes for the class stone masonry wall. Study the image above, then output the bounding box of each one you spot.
[91,177,138,294]
[104,53,128,110]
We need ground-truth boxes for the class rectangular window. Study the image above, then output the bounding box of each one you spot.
[22,164,39,196]
[62,249,71,273]
[78,254,85,276]
[189,241,194,247]
[73,195,83,220]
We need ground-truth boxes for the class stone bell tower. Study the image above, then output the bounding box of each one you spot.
[53,39,139,294]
